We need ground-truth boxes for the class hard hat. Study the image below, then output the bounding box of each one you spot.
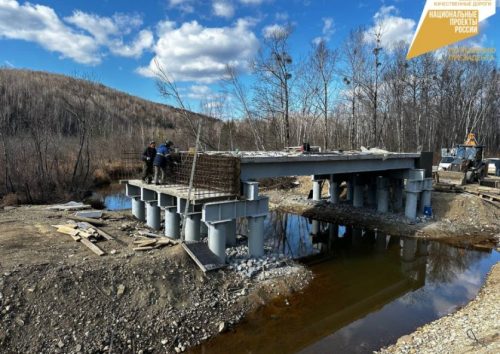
[165,140,173,146]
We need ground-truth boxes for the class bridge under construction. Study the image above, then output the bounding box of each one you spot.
[123,150,433,264]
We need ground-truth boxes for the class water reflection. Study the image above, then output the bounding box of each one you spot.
[91,187,131,211]
[192,212,499,354]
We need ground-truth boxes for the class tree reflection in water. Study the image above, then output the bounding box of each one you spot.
[426,242,485,283]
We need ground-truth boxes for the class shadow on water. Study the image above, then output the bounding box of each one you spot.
[191,211,499,354]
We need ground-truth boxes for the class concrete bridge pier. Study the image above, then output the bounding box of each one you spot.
[329,175,339,204]
[146,202,161,230]
[131,198,146,221]
[164,206,180,239]
[207,221,228,263]
[352,175,364,208]
[185,213,202,242]
[376,176,389,213]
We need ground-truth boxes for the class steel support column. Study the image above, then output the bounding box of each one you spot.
[329,175,339,204]
[226,219,237,247]
[346,179,353,202]
[419,178,433,214]
[164,206,180,239]
[392,179,404,212]
[353,176,364,208]
[312,179,322,201]
[248,215,265,258]
[207,222,227,263]
[146,202,161,230]
[376,176,389,213]
[185,213,201,242]
[132,197,145,221]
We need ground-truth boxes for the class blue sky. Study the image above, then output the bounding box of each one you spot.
[0,0,498,110]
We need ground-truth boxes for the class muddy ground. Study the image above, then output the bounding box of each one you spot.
[0,206,311,353]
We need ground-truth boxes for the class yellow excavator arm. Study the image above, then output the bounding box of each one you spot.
[464,133,478,146]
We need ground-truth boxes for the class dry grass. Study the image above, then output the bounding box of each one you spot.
[1,193,19,207]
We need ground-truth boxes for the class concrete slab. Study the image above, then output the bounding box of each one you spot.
[127,180,236,204]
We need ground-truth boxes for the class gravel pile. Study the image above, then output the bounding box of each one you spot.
[226,245,292,279]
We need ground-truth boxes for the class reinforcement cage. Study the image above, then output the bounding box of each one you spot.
[167,153,241,198]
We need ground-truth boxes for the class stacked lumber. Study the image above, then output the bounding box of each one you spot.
[52,222,114,256]
[132,237,177,252]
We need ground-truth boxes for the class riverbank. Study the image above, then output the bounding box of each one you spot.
[377,262,500,354]
[0,206,311,353]
[263,178,500,250]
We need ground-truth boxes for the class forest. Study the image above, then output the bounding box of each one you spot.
[0,26,499,203]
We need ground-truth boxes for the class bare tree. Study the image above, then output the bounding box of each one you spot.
[253,24,294,148]
[309,40,338,150]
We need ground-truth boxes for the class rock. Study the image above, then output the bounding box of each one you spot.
[57,340,64,348]
[117,284,126,297]
[161,339,168,345]
[218,321,227,333]
[110,249,117,255]
[75,344,82,352]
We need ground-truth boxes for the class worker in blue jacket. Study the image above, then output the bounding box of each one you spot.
[153,140,174,185]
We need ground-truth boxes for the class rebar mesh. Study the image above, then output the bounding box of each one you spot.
[165,153,240,199]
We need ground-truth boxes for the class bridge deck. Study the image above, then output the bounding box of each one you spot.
[230,151,420,180]
[127,179,237,204]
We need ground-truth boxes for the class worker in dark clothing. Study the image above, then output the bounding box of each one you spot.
[141,141,156,184]
[153,140,174,185]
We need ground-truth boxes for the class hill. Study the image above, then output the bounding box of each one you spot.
[0,69,222,203]
[0,68,218,145]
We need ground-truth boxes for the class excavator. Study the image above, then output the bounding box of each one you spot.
[437,133,487,186]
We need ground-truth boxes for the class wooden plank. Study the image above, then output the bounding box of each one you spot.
[56,226,80,236]
[156,238,173,245]
[77,230,93,239]
[133,240,157,247]
[181,242,226,273]
[80,238,106,256]
[67,216,106,226]
[133,246,154,251]
[138,231,160,238]
[80,222,114,240]
[70,234,82,242]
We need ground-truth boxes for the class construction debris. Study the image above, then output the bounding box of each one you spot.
[67,215,106,226]
[75,210,103,219]
[46,201,90,211]
[132,237,176,252]
[52,222,108,256]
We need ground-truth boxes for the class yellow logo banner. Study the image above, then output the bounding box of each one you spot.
[407,1,496,59]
